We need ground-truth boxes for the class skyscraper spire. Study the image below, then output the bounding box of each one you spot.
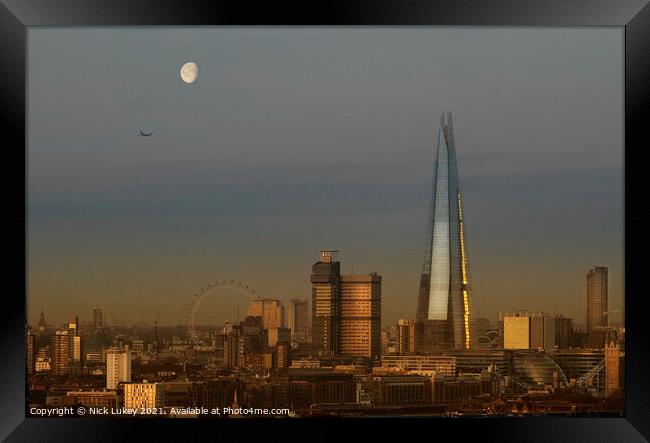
[415,110,473,352]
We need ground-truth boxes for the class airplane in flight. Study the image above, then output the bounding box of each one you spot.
[138,130,153,137]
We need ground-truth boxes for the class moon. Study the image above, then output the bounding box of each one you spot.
[180,62,198,84]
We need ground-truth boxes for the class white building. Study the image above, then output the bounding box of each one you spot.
[106,346,131,390]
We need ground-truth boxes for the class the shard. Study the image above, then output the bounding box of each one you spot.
[415,110,473,352]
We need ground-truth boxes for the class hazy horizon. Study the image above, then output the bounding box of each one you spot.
[27,27,624,329]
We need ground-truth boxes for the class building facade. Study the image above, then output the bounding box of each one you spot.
[339,273,382,359]
[397,319,415,354]
[50,329,71,376]
[415,111,473,353]
[503,312,554,351]
[381,355,456,376]
[554,315,574,349]
[124,381,165,409]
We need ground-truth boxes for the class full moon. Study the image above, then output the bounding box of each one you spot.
[180,62,198,84]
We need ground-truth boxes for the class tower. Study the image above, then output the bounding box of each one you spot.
[106,346,132,390]
[584,266,608,332]
[37,308,47,333]
[93,306,104,332]
[415,111,473,352]
[605,333,620,397]
[311,250,341,356]
[311,250,382,358]
[289,298,309,343]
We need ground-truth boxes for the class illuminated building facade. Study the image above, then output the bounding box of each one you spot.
[339,273,382,359]
[415,111,473,352]
[124,381,165,409]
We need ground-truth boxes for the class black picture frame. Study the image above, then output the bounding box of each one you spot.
[2,0,649,441]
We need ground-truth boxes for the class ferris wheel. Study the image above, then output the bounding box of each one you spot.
[182,280,256,343]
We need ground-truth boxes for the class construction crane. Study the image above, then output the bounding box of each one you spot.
[154,308,161,353]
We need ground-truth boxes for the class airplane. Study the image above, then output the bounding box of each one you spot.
[138,130,153,137]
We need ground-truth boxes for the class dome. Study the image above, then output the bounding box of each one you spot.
[509,350,568,387]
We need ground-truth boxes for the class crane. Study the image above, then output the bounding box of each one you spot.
[154,308,161,353]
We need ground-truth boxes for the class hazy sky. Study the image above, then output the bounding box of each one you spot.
[27,27,623,328]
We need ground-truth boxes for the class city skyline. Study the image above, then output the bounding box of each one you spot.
[28,27,623,328]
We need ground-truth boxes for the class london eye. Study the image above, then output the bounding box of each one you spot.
[182,280,256,343]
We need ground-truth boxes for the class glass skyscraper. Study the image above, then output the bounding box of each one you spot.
[415,111,473,353]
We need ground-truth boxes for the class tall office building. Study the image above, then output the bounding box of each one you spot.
[415,111,473,352]
[339,273,382,359]
[223,324,243,369]
[247,298,285,329]
[93,306,104,332]
[311,250,382,358]
[397,319,416,354]
[289,298,309,343]
[584,266,608,332]
[311,250,341,356]
[106,346,131,389]
[26,330,35,375]
[50,329,71,376]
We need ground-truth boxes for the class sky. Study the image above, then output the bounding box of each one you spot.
[27,27,624,329]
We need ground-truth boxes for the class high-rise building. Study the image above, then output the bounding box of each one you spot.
[339,273,382,359]
[554,315,574,349]
[106,346,131,389]
[275,341,290,369]
[247,298,285,329]
[26,330,35,375]
[223,324,243,368]
[123,381,165,409]
[289,298,309,343]
[93,306,104,332]
[397,319,415,355]
[311,250,382,359]
[311,250,341,356]
[530,314,555,350]
[584,266,608,333]
[51,329,73,375]
[415,111,473,353]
